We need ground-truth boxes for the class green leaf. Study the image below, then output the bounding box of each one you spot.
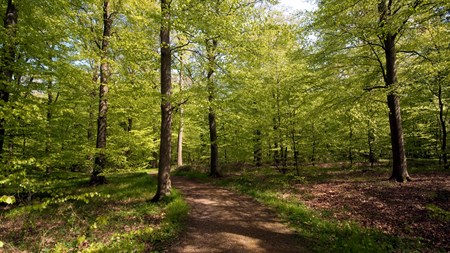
[0,195,15,205]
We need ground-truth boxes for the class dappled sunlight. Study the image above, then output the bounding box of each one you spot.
[169,177,307,253]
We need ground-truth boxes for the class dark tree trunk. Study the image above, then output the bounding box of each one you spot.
[127,117,132,132]
[387,94,410,181]
[437,83,448,169]
[311,123,316,166]
[379,1,410,182]
[152,0,172,202]
[45,83,54,174]
[254,129,262,166]
[367,120,376,167]
[92,0,112,185]
[291,128,299,176]
[206,39,220,177]
[0,0,17,158]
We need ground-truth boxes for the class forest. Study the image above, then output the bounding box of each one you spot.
[1,0,449,252]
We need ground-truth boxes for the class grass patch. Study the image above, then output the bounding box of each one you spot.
[0,170,188,252]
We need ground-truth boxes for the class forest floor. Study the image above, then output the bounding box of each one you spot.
[167,176,309,253]
[292,167,450,251]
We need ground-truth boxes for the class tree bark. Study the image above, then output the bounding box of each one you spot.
[152,0,172,202]
[177,54,184,167]
[45,82,54,174]
[177,108,184,167]
[379,0,410,182]
[92,0,112,184]
[254,129,262,166]
[367,120,376,167]
[437,83,448,169]
[0,0,18,158]
[384,37,410,181]
[88,66,99,142]
[206,39,220,177]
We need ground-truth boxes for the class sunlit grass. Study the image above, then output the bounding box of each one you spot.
[0,169,188,252]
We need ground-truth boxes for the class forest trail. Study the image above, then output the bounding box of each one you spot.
[167,176,309,253]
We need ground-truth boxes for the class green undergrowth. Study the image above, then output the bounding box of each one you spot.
[173,166,209,181]
[0,170,188,252]
[179,167,424,253]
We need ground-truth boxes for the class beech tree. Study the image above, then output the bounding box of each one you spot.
[152,0,172,202]
[0,0,17,158]
[91,0,113,184]
[311,0,447,181]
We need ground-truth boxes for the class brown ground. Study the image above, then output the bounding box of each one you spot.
[292,169,450,251]
[168,176,309,253]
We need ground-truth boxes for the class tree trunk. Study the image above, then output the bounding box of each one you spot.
[177,113,184,167]
[92,0,112,185]
[379,1,410,182]
[177,108,184,167]
[254,129,262,166]
[0,0,17,158]
[348,122,353,167]
[291,128,299,176]
[45,83,53,174]
[177,54,184,167]
[206,39,220,177]
[384,35,410,182]
[367,120,376,167]
[387,94,410,181]
[152,0,172,202]
[88,66,98,142]
[437,83,448,169]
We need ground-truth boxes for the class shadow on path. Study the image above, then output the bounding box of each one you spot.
[168,176,309,253]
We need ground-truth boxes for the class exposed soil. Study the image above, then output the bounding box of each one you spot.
[293,169,450,251]
[168,176,309,253]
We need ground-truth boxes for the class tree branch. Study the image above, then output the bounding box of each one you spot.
[363,85,387,91]
[398,50,433,62]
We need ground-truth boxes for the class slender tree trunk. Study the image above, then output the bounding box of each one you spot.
[311,123,316,166]
[127,117,132,132]
[291,128,299,176]
[254,129,262,166]
[88,66,98,142]
[177,54,184,167]
[177,108,184,167]
[0,0,17,158]
[206,39,220,177]
[379,1,410,182]
[152,0,172,202]
[367,120,376,167]
[45,83,53,174]
[273,83,281,169]
[348,122,353,167]
[437,83,448,169]
[92,0,112,184]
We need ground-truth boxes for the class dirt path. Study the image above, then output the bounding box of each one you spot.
[168,177,308,253]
